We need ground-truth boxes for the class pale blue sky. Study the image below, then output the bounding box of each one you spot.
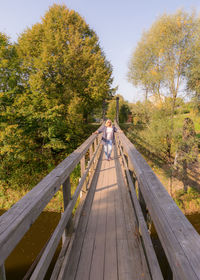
[1,0,200,102]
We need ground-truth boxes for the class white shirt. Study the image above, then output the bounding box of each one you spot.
[106,127,113,140]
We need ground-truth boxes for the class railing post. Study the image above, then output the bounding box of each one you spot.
[116,96,119,124]
[80,156,85,176]
[89,145,93,161]
[80,156,86,192]
[62,177,73,243]
[89,144,94,178]
[94,137,98,151]
[138,183,147,222]
[0,264,6,280]
[126,154,136,188]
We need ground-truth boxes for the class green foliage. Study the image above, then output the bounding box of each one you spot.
[135,102,182,157]
[128,10,199,102]
[106,94,130,122]
[128,10,200,194]
[130,101,153,126]
[186,18,200,110]
[0,4,113,191]
[174,187,200,214]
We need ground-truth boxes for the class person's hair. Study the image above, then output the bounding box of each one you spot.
[105,119,112,127]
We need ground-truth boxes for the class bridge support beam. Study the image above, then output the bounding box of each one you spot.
[62,177,74,243]
[116,96,119,123]
[0,264,6,280]
[138,183,147,222]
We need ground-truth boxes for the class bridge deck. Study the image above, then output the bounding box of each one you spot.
[60,146,151,280]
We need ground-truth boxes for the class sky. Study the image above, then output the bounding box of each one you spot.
[1,0,200,102]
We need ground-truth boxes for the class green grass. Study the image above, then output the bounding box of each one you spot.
[173,187,200,214]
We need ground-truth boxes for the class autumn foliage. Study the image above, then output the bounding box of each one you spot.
[0,4,113,190]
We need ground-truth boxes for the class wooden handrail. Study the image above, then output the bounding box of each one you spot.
[115,122,200,280]
[0,123,103,271]
[117,142,163,280]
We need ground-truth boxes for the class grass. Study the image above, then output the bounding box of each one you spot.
[174,187,200,214]
[174,111,200,134]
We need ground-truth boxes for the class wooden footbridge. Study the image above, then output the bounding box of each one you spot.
[1,122,200,280]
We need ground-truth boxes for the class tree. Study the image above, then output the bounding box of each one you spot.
[0,4,114,190]
[128,10,199,193]
[106,95,130,123]
[186,18,200,111]
[0,33,25,189]
[16,3,114,149]
[0,33,22,119]
[174,118,198,192]
[17,4,113,124]
[128,10,199,106]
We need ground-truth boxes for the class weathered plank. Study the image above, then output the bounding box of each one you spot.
[61,144,155,280]
[60,150,104,280]
[115,123,200,280]
[104,156,118,280]
[50,237,70,280]
[62,177,73,239]
[29,140,102,280]
[0,265,6,280]
[74,179,102,280]
[114,146,151,280]
[115,173,133,280]
[0,124,104,267]
[117,141,163,280]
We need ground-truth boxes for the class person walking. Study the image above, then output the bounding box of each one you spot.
[94,119,118,161]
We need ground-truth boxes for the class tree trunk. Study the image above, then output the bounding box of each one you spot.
[182,159,188,192]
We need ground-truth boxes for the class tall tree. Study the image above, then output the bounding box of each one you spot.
[0,4,114,189]
[128,10,199,193]
[0,32,22,119]
[0,33,24,189]
[128,10,199,104]
[186,18,200,111]
[18,2,112,149]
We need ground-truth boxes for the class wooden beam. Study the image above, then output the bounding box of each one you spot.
[29,138,102,280]
[62,177,73,239]
[0,264,6,280]
[115,122,200,280]
[0,123,104,267]
[117,141,163,280]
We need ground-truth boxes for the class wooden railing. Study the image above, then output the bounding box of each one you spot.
[115,122,200,280]
[0,123,103,280]
[1,121,200,280]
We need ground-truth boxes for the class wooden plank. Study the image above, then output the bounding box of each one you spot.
[117,142,163,280]
[80,157,85,177]
[89,145,93,161]
[59,150,104,280]
[114,146,150,280]
[50,237,70,280]
[62,177,73,239]
[115,175,133,280]
[104,155,118,280]
[56,178,88,279]
[139,172,200,280]
[115,123,200,280]
[74,178,102,280]
[74,156,106,280]
[29,143,102,280]
[89,156,108,280]
[112,145,135,280]
[0,264,6,280]
[0,124,104,267]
